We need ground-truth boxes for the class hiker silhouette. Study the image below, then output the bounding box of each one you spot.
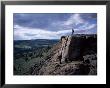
[72,28,74,35]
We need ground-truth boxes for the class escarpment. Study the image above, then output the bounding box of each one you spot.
[32,34,97,75]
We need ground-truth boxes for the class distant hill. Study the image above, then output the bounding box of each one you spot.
[14,39,59,48]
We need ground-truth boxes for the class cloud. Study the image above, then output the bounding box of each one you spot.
[63,14,84,26]
[14,24,23,29]
[47,14,85,32]
[14,25,72,40]
[86,24,96,30]
[14,13,97,40]
[57,29,71,35]
[74,24,97,34]
[50,13,96,33]
[14,13,70,30]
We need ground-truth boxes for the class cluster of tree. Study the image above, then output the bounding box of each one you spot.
[14,45,52,75]
[14,45,51,61]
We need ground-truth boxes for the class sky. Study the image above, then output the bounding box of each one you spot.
[14,13,97,40]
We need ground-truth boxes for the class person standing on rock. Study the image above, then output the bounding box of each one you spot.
[72,28,74,35]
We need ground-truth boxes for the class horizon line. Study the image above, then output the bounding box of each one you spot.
[14,34,97,41]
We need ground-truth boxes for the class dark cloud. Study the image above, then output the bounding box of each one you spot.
[14,13,70,29]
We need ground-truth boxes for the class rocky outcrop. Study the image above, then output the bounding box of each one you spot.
[56,35,97,64]
[32,34,97,75]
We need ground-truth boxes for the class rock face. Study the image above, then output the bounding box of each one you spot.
[32,34,97,75]
[61,35,97,63]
